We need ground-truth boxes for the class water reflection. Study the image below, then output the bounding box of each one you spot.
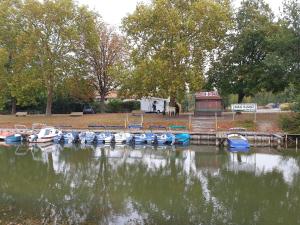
[0,144,300,224]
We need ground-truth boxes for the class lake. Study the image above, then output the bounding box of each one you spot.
[0,143,299,225]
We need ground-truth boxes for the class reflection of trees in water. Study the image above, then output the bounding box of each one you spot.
[1,146,300,224]
[208,170,300,225]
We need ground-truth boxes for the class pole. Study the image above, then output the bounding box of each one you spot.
[215,112,218,131]
[188,114,192,131]
[254,111,257,123]
[125,113,129,128]
[141,114,144,126]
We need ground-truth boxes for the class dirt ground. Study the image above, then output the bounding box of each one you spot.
[0,113,190,130]
[0,112,290,132]
[217,112,290,132]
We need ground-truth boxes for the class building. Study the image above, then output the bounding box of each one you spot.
[194,91,223,116]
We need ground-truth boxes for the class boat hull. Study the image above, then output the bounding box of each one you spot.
[175,133,190,145]
[5,134,22,143]
[227,134,250,149]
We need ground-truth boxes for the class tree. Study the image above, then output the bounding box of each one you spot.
[21,0,82,115]
[207,0,278,103]
[0,0,37,113]
[121,0,232,104]
[77,9,126,112]
[281,0,300,88]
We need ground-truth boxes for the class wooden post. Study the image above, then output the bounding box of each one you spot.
[285,135,288,149]
[296,137,298,151]
[215,112,218,131]
[232,111,235,121]
[188,114,192,131]
[141,114,144,126]
[126,113,129,128]
[254,111,257,122]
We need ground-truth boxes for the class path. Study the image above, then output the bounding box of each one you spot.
[192,116,216,132]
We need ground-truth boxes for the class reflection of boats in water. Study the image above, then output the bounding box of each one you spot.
[29,143,63,152]
[94,144,128,159]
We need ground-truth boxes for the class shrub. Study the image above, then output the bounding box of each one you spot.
[279,113,300,133]
[105,100,140,113]
[280,103,292,111]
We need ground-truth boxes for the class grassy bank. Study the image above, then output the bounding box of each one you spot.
[0,113,189,129]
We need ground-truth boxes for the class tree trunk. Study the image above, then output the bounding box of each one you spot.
[100,95,106,113]
[46,86,53,116]
[11,98,16,115]
[170,96,176,107]
[238,93,245,104]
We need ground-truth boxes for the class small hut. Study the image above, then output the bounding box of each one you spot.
[194,91,223,116]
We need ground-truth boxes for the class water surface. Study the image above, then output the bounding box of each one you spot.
[0,143,299,225]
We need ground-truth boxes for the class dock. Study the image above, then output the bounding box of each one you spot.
[0,127,286,148]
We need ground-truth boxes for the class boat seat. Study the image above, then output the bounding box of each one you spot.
[16,112,28,117]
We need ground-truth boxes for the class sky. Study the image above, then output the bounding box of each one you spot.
[76,0,285,27]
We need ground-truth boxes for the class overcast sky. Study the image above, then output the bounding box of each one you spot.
[76,0,284,27]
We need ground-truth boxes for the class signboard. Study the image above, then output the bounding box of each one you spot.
[195,91,219,98]
[231,103,257,112]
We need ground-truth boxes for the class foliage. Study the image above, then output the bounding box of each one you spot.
[77,9,126,112]
[121,0,232,103]
[20,0,86,115]
[280,113,300,133]
[207,0,279,103]
[105,100,140,113]
[0,0,43,112]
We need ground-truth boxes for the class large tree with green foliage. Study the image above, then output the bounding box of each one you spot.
[207,0,280,103]
[121,0,232,103]
[281,0,300,88]
[20,0,83,115]
[0,0,42,113]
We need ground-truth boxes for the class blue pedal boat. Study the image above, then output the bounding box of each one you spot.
[156,133,175,145]
[79,131,96,144]
[175,133,190,145]
[145,133,157,144]
[134,134,147,144]
[227,133,250,149]
[96,132,114,144]
[5,134,22,143]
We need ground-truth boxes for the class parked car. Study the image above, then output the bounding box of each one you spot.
[83,105,95,114]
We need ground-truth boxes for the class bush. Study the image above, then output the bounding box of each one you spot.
[279,113,300,133]
[280,103,293,111]
[105,100,140,113]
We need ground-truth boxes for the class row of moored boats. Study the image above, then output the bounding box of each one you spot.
[0,126,190,146]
